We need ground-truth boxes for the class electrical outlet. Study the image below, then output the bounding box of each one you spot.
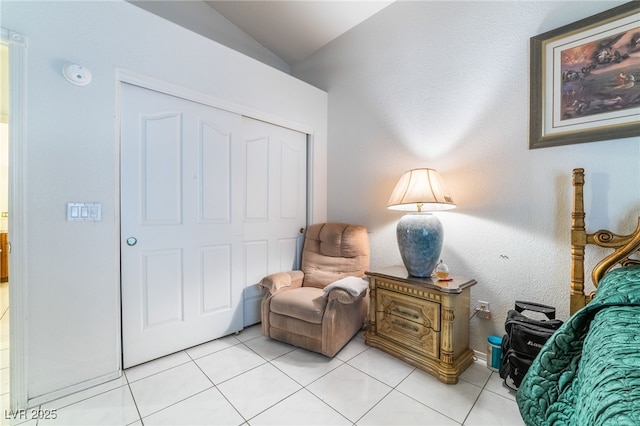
[476,300,492,320]
[477,309,491,320]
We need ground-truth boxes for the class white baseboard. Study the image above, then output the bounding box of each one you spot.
[27,371,122,409]
[474,349,487,362]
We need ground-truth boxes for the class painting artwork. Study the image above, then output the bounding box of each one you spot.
[530,2,640,149]
[561,29,639,120]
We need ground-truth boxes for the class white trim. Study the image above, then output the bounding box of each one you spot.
[474,349,487,362]
[306,133,315,225]
[27,371,121,408]
[112,70,123,380]
[117,69,315,136]
[2,28,28,411]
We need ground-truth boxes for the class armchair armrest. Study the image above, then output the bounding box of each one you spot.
[326,287,367,304]
[259,270,304,295]
[322,276,369,304]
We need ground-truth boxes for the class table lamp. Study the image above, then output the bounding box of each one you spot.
[387,168,456,277]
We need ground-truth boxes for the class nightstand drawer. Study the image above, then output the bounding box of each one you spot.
[376,311,440,358]
[376,288,440,331]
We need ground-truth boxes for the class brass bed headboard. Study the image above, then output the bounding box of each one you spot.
[571,168,640,315]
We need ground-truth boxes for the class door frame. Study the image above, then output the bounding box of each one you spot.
[3,28,28,411]
[116,69,318,360]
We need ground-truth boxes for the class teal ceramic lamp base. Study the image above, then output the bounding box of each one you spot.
[396,212,443,277]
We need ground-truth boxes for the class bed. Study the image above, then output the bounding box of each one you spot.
[517,168,640,426]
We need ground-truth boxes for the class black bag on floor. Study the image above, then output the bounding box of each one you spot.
[499,301,563,390]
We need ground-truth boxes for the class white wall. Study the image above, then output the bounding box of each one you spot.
[293,1,640,352]
[1,44,7,230]
[2,0,326,404]
[127,0,291,73]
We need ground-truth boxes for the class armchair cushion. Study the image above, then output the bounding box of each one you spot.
[270,287,326,324]
[302,223,370,289]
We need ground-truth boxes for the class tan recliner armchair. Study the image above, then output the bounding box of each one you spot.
[259,223,370,357]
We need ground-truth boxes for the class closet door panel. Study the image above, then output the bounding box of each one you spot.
[241,117,307,326]
[121,83,244,368]
[245,137,269,221]
[199,121,232,223]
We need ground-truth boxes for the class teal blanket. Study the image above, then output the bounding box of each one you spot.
[517,265,640,426]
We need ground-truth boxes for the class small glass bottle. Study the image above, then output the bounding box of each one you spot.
[435,259,449,280]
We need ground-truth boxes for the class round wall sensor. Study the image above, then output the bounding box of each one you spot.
[63,63,92,86]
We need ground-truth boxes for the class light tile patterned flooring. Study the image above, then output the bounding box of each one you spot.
[1,290,524,425]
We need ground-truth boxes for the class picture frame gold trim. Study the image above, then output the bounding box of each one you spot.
[530,1,640,149]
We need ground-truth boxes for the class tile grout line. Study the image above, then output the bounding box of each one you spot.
[370,366,465,425]
[233,329,361,424]
[220,339,298,424]
[254,348,353,425]
[341,344,471,424]
[127,359,222,422]
[461,388,484,425]
[124,356,193,385]
[120,333,256,424]
[123,381,144,426]
[186,348,248,425]
[261,341,404,425]
[147,332,272,424]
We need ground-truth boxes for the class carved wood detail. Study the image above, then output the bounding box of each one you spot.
[571,168,640,315]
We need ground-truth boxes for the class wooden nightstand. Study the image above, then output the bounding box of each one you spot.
[364,266,477,384]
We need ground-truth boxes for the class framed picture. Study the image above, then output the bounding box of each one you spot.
[530,2,640,149]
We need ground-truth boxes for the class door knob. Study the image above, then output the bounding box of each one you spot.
[126,237,137,246]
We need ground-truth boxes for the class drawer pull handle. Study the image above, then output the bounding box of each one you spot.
[393,307,419,319]
[392,320,419,332]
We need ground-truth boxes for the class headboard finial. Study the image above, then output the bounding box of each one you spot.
[571,167,587,314]
[572,168,585,186]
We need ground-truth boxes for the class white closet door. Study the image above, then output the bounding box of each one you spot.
[120,83,244,368]
[241,117,307,326]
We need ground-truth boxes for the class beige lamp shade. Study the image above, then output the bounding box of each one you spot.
[387,168,456,212]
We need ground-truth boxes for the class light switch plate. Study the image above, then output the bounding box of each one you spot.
[67,202,102,222]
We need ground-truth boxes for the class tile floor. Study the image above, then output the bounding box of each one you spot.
[2,313,525,426]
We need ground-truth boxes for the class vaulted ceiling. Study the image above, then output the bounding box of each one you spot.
[204,1,394,65]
